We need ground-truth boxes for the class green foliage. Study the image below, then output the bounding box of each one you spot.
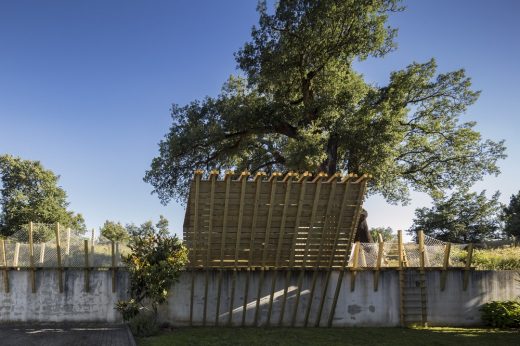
[0,154,86,237]
[370,227,394,241]
[126,215,171,238]
[144,0,505,205]
[471,247,520,270]
[116,226,188,325]
[100,220,128,241]
[502,191,520,239]
[480,301,520,328]
[409,190,503,242]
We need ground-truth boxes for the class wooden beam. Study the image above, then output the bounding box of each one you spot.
[374,236,384,291]
[1,239,8,293]
[189,171,202,326]
[13,242,20,267]
[419,230,425,270]
[398,230,404,270]
[39,243,46,264]
[440,243,451,291]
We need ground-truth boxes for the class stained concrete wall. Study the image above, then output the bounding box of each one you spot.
[0,270,128,322]
[0,269,518,326]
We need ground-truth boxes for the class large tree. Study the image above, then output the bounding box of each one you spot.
[408,190,503,243]
[145,0,505,204]
[0,154,86,237]
[502,191,520,240]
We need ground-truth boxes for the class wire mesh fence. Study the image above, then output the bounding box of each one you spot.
[1,223,130,268]
[352,233,470,268]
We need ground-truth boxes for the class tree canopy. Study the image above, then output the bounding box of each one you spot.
[100,220,128,242]
[408,190,503,243]
[145,0,505,205]
[502,191,520,240]
[0,154,86,236]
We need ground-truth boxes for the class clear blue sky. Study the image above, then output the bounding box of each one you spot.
[1,0,519,238]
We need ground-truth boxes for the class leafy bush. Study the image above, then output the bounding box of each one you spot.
[480,300,520,328]
[128,311,159,337]
[116,230,188,333]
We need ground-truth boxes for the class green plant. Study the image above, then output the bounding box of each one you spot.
[128,311,159,337]
[116,230,188,331]
[480,301,520,328]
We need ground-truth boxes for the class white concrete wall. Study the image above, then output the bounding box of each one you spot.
[0,269,518,326]
[0,270,128,322]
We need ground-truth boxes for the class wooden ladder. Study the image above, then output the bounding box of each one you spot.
[399,268,427,327]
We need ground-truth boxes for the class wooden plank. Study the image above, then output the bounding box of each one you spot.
[463,244,473,291]
[55,223,63,293]
[398,230,403,270]
[190,171,202,325]
[440,243,451,291]
[1,239,8,293]
[419,230,425,270]
[29,222,36,293]
[84,239,89,292]
[65,227,71,256]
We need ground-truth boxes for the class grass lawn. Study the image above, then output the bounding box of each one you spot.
[137,327,520,346]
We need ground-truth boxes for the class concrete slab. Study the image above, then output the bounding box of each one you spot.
[0,323,136,346]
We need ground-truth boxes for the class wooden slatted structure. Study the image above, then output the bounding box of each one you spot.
[183,171,370,270]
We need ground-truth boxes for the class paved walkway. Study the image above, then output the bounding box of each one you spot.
[0,323,136,346]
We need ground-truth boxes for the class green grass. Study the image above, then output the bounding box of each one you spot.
[137,327,520,346]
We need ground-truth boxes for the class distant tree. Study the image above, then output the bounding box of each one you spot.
[126,216,172,238]
[409,190,503,243]
[145,0,505,205]
[155,215,170,236]
[0,154,86,237]
[502,191,520,240]
[100,220,128,242]
[370,227,394,242]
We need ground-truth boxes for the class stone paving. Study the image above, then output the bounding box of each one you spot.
[0,323,136,346]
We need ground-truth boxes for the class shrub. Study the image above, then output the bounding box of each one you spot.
[128,311,159,337]
[480,301,520,328]
[116,230,188,335]
[472,247,520,270]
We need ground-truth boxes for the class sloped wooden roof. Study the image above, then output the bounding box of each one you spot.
[183,170,369,269]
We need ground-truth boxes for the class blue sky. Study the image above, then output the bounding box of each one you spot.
[1,0,519,238]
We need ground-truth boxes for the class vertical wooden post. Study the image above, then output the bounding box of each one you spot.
[190,170,203,326]
[463,244,473,291]
[440,243,451,291]
[90,229,95,256]
[65,227,71,256]
[13,243,20,267]
[398,230,404,270]
[84,239,89,292]
[419,230,425,270]
[203,170,217,326]
[55,223,63,293]
[1,239,8,293]
[29,222,36,293]
[39,243,46,264]
[374,235,384,291]
[350,241,360,292]
[111,240,116,293]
